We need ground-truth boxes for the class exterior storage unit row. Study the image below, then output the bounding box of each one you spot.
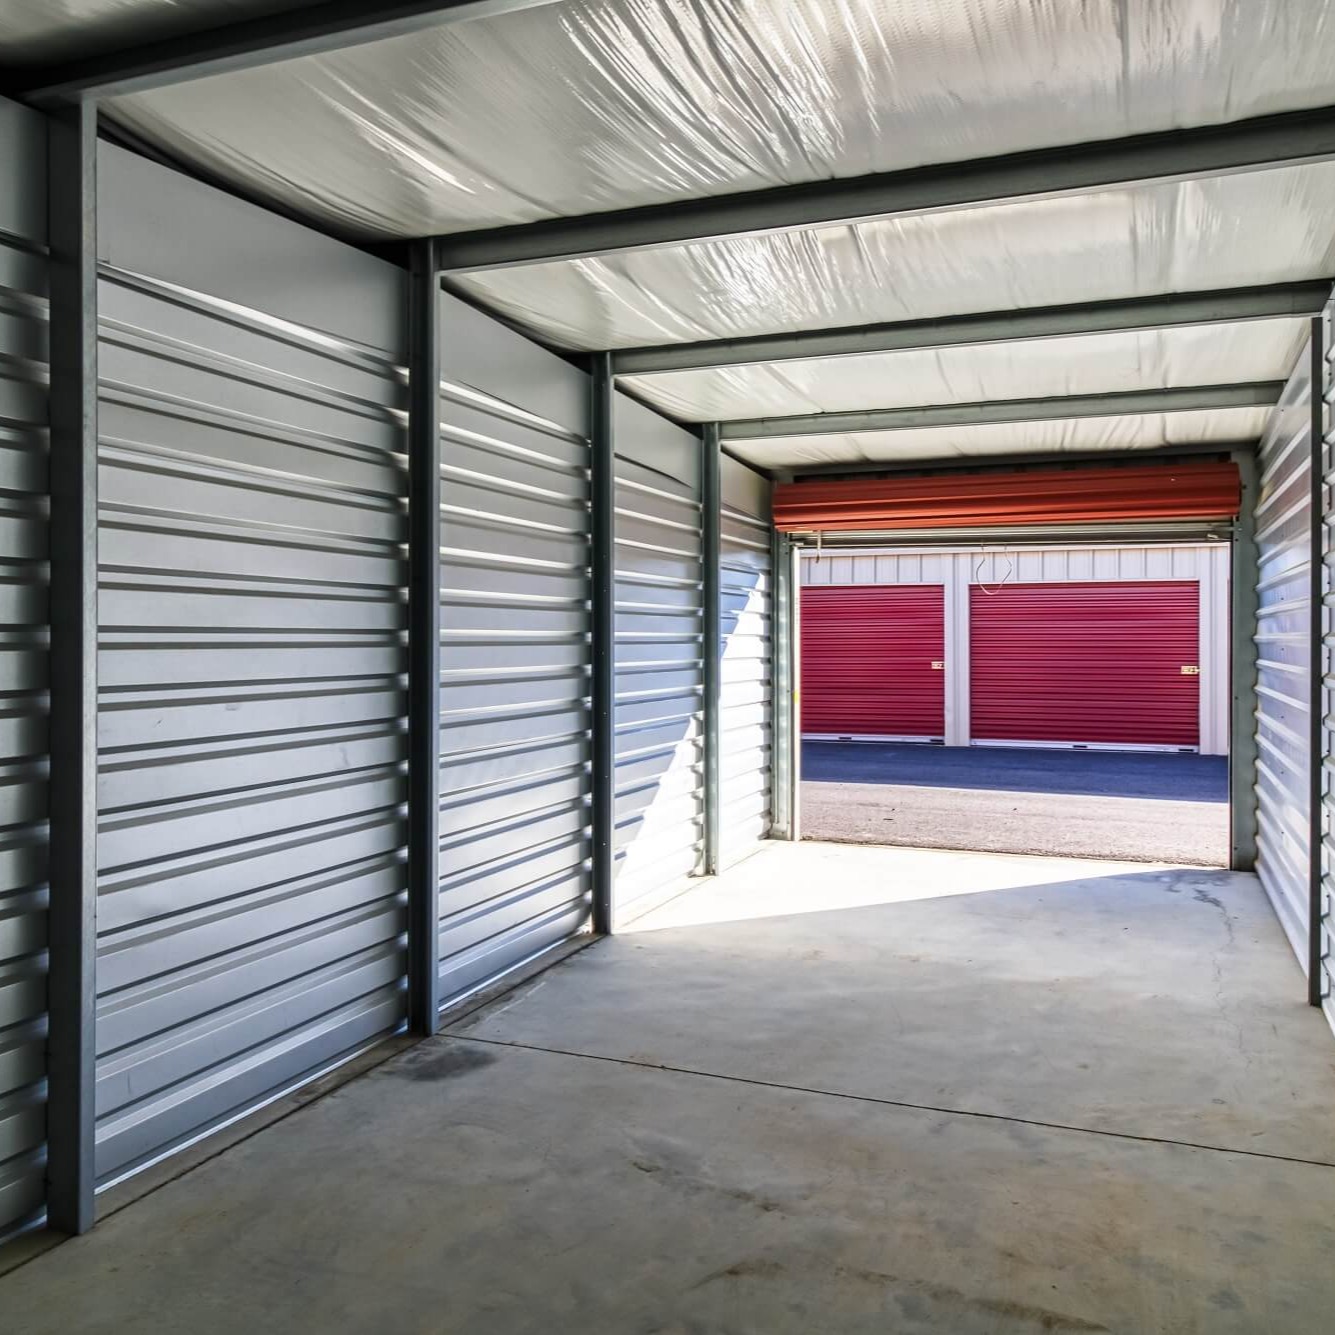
[801,544,1228,753]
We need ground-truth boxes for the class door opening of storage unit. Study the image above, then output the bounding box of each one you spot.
[780,461,1240,867]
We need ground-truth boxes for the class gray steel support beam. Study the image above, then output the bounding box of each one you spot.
[1310,319,1327,1007]
[770,529,793,840]
[46,99,98,1236]
[590,353,615,933]
[438,105,1335,271]
[613,283,1333,376]
[1230,446,1261,873]
[788,541,802,842]
[720,383,1284,442]
[407,241,442,1034]
[7,1,565,103]
[701,424,721,875]
[770,440,1253,482]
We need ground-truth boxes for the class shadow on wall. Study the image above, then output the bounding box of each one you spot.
[802,741,1228,803]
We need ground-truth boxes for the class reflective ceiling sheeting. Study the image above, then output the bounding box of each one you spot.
[3,0,1332,463]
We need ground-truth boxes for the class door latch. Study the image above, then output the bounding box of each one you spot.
[1181,665,1200,675]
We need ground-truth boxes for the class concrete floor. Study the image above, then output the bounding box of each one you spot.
[802,743,1230,865]
[4,842,1334,1333]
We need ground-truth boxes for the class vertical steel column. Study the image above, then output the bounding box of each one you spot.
[46,100,98,1235]
[1310,319,1328,1007]
[770,528,791,838]
[406,240,441,1034]
[701,424,721,875]
[789,539,803,842]
[1229,446,1261,872]
[591,354,615,933]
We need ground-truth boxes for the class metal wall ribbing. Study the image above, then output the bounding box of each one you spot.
[718,457,773,867]
[0,125,779,1224]
[0,98,50,1239]
[1319,306,1335,1029]
[613,396,705,923]
[93,146,410,1184]
[435,294,592,1000]
[1253,342,1314,971]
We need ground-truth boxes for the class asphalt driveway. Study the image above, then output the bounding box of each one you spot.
[801,742,1229,865]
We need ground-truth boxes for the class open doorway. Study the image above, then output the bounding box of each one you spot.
[796,541,1232,866]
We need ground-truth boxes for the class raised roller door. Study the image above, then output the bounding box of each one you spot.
[970,582,1201,748]
[801,586,945,740]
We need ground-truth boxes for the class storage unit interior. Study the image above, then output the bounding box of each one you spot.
[2,4,1335,1331]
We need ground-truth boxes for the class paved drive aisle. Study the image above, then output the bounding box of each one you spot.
[802,743,1230,864]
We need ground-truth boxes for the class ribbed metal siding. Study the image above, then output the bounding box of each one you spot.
[1254,349,1314,970]
[0,99,49,1238]
[1318,313,1335,1023]
[94,152,410,1184]
[614,396,704,921]
[801,586,946,738]
[436,293,592,1000]
[719,457,773,868]
[970,582,1200,747]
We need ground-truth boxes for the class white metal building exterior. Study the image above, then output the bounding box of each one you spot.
[801,544,1231,754]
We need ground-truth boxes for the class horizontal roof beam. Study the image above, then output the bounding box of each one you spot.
[437,105,1335,271]
[762,439,1253,482]
[719,382,1285,441]
[4,0,565,103]
[612,282,1331,376]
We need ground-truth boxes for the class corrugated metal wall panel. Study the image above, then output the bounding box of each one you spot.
[614,396,704,921]
[0,98,49,1240]
[801,586,946,739]
[1254,348,1314,972]
[435,292,592,1002]
[94,147,410,1185]
[971,582,1201,747]
[719,456,772,868]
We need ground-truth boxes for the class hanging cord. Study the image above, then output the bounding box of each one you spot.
[972,547,1015,595]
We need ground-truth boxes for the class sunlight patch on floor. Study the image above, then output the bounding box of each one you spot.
[626,839,1186,933]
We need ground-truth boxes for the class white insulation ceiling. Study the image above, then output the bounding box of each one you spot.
[455,167,1335,351]
[3,0,1333,463]
[23,0,1334,240]
[723,405,1275,471]
[622,318,1310,422]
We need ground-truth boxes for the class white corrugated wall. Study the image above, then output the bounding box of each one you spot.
[1252,348,1315,976]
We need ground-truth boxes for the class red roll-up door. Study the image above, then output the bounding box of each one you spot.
[801,585,945,738]
[970,581,1200,748]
